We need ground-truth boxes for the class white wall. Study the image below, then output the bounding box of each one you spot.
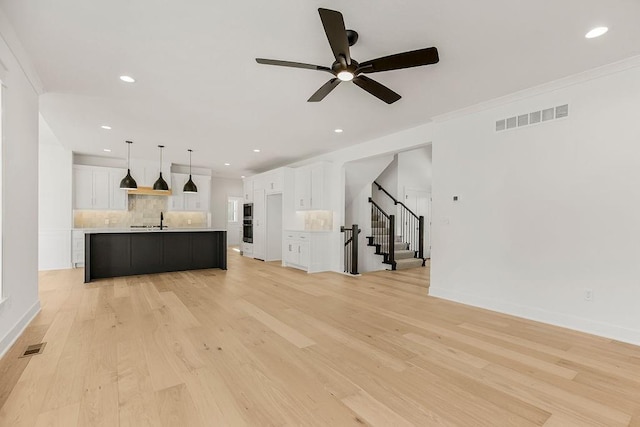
[0,9,42,357]
[210,177,243,229]
[371,156,398,215]
[39,116,72,270]
[430,61,640,345]
[397,145,432,197]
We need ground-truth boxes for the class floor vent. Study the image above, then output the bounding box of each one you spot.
[496,104,568,132]
[20,342,46,358]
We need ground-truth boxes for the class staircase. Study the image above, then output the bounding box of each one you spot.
[367,214,424,270]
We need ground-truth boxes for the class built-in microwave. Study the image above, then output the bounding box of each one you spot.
[243,203,253,219]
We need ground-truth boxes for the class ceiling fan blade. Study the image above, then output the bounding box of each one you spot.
[318,8,351,65]
[256,58,332,73]
[358,47,439,74]
[353,75,401,104]
[308,78,341,102]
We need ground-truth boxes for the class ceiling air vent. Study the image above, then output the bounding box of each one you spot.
[518,114,529,127]
[496,104,569,132]
[530,111,541,124]
[556,104,569,119]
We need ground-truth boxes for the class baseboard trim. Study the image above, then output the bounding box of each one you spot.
[429,287,640,346]
[0,300,41,360]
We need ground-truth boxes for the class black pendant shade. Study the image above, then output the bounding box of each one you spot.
[120,169,137,189]
[153,173,169,191]
[183,149,198,193]
[183,175,197,193]
[120,141,138,190]
[153,145,169,191]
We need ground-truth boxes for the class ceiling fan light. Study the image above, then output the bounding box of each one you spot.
[337,71,354,81]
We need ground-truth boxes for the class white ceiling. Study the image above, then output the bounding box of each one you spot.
[2,0,640,177]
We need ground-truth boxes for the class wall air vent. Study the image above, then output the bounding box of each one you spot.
[496,104,569,132]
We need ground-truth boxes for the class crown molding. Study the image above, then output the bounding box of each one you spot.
[0,8,44,94]
[432,55,640,123]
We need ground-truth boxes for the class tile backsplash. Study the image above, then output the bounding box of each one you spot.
[74,195,208,228]
[303,210,333,231]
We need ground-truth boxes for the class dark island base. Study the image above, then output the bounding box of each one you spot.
[85,231,227,283]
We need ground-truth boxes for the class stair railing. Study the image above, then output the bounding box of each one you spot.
[368,198,396,269]
[340,224,361,275]
[373,181,424,261]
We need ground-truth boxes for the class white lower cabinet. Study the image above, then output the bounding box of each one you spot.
[283,231,330,273]
[72,230,85,267]
[242,242,253,258]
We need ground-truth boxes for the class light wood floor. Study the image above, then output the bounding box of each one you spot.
[1,252,640,426]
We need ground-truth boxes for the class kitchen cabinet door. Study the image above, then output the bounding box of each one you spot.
[284,240,298,265]
[294,167,310,209]
[74,167,94,209]
[109,169,127,210]
[184,175,210,211]
[252,188,266,260]
[298,241,310,268]
[168,173,186,211]
[310,163,325,210]
[243,179,254,202]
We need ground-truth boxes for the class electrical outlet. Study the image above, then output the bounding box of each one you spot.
[104,219,109,225]
[187,219,192,225]
[584,289,593,302]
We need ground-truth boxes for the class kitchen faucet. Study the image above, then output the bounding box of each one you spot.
[160,211,164,230]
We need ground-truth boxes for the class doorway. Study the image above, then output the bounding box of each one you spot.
[227,196,244,246]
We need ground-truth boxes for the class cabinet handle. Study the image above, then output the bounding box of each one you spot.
[300,199,303,207]
[271,183,274,189]
[288,244,292,251]
[298,246,301,253]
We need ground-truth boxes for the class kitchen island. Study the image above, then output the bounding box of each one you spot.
[84,229,226,283]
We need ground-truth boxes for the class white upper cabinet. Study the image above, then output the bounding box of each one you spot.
[294,162,330,210]
[264,170,284,194]
[73,165,128,210]
[169,173,210,212]
[168,173,186,211]
[243,178,254,202]
[130,160,171,188]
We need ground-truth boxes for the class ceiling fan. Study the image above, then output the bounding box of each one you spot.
[256,8,439,104]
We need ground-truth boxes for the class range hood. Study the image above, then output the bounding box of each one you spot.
[127,186,173,196]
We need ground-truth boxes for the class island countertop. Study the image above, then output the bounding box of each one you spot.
[77,227,227,233]
[84,229,227,282]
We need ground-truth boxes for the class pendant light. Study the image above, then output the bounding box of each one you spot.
[183,149,198,193]
[153,145,169,191]
[119,140,138,190]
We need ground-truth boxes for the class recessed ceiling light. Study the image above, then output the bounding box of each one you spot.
[101,125,112,130]
[103,148,111,152]
[119,75,136,83]
[253,149,261,153]
[241,175,246,178]
[334,128,343,133]
[224,163,230,166]
[585,27,608,39]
